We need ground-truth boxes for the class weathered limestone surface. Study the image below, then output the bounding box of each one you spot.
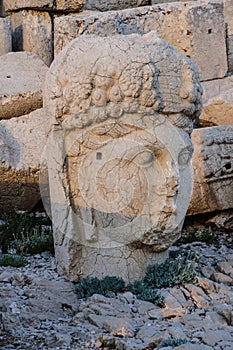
[222,0,233,34]
[54,1,227,81]
[55,0,87,11]
[83,0,149,11]
[199,77,233,126]
[10,10,52,66]
[152,0,187,3]
[3,0,54,11]
[208,210,233,230]
[3,0,84,12]
[202,76,233,101]
[0,52,48,119]
[0,109,51,212]
[3,0,149,11]
[44,32,202,282]
[57,0,149,11]
[187,126,233,216]
[0,18,12,56]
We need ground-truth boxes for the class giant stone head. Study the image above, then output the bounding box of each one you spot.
[42,32,202,282]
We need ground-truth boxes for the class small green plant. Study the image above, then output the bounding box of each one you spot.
[75,249,197,308]
[127,249,197,306]
[158,338,190,348]
[75,276,125,299]
[12,231,54,255]
[0,211,54,255]
[143,249,198,288]
[98,336,116,349]
[127,280,165,307]
[75,276,165,307]
[176,226,216,245]
[0,254,26,267]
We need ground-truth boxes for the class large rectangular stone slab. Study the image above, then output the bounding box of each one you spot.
[187,126,233,215]
[202,76,233,102]
[10,9,52,66]
[3,0,54,11]
[198,77,233,126]
[83,0,149,12]
[3,0,149,12]
[0,109,51,211]
[53,0,85,11]
[151,0,187,3]
[0,52,48,119]
[54,1,227,81]
[222,0,233,34]
[0,18,12,56]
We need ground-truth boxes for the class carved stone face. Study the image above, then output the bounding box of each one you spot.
[188,126,233,216]
[42,31,202,281]
[61,112,191,251]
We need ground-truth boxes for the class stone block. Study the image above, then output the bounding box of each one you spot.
[54,1,227,81]
[55,0,86,11]
[10,10,52,66]
[0,109,51,212]
[151,0,186,3]
[207,210,233,231]
[3,0,54,11]
[58,0,149,12]
[43,32,202,282]
[187,126,233,215]
[4,0,149,12]
[0,51,48,119]
[83,0,149,12]
[198,77,233,126]
[222,0,233,34]
[202,76,233,101]
[0,18,12,56]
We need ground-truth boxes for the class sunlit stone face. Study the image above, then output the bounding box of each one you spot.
[62,116,182,249]
[42,31,202,281]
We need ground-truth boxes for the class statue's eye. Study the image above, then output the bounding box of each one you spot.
[132,150,154,166]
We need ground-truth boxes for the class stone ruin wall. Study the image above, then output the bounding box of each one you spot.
[0,0,233,221]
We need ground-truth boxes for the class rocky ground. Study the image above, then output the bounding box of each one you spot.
[0,232,233,350]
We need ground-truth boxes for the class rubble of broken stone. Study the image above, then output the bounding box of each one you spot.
[0,234,233,349]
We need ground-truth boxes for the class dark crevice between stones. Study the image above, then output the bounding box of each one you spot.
[49,11,55,63]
